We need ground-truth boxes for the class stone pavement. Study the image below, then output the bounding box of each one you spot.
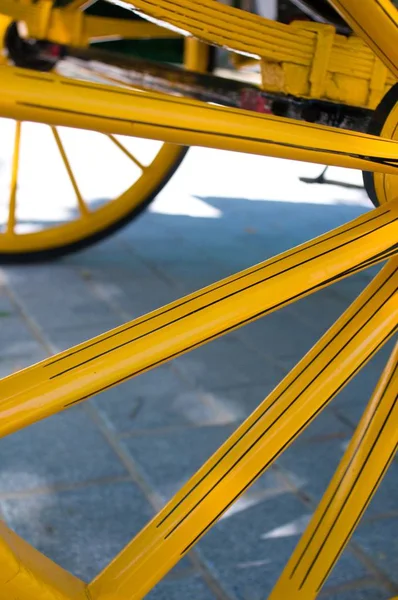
[0,147,397,600]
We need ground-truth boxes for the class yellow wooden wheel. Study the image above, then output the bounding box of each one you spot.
[363,84,398,207]
[0,36,207,261]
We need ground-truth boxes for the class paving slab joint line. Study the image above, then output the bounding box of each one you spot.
[348,542,398,596]
[1,279,54,356]
[77,265,135,323]
[361,510,398,524]
[119,238,181,289]
[117,423,225,439]
[332,406,361,432]
[0,474,133,501]
[319,575,385,596]
[272,461,313,506]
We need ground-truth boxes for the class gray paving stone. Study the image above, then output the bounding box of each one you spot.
[24,297,116,332]
[121,425,237,502]
[0,314,44,357]
[84,264,181,318]
[291,287,354,338]
[120,215,177,242]
[147,575,217,600]
[0,406,127,493]
[0,351,47,378]
[93,366,212,433]
[276,437,348,503]
[0,290,16,315]
[118,281,181,319]
[174,333,278,391]
[325,550,371,589]
[191,383,284,424]
[236,309,322,367]
[0,481,153,581]
[358,458,398,519]
[4,264,90,300]
[353,517,398,585]
[131,235,222,286]
[297,406,351,443]
[197,490,307,599]
[331,269,380,304]
[65,238,142,269]
[5,265,116,331]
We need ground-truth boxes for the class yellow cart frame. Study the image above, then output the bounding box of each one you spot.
[0,0,397,599]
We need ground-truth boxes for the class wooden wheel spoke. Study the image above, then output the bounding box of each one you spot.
[6,120,21,235]
[107,134,146,171]
[51,126,89,218]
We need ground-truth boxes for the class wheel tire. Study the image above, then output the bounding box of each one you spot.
[363,84,398,207]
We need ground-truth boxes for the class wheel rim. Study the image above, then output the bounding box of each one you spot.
[0,120,184,254]
[369,88,398,206]
[0,40,197,257]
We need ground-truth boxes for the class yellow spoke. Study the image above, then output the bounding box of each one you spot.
[51,127,89,218]
[107,134,146,171]
[6,120,21,235]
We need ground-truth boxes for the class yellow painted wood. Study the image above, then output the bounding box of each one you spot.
[0,521,88,600]
[261,21,396,108]
[0,0,396,108]
[329,0,398,80]
[3,66,398,176]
